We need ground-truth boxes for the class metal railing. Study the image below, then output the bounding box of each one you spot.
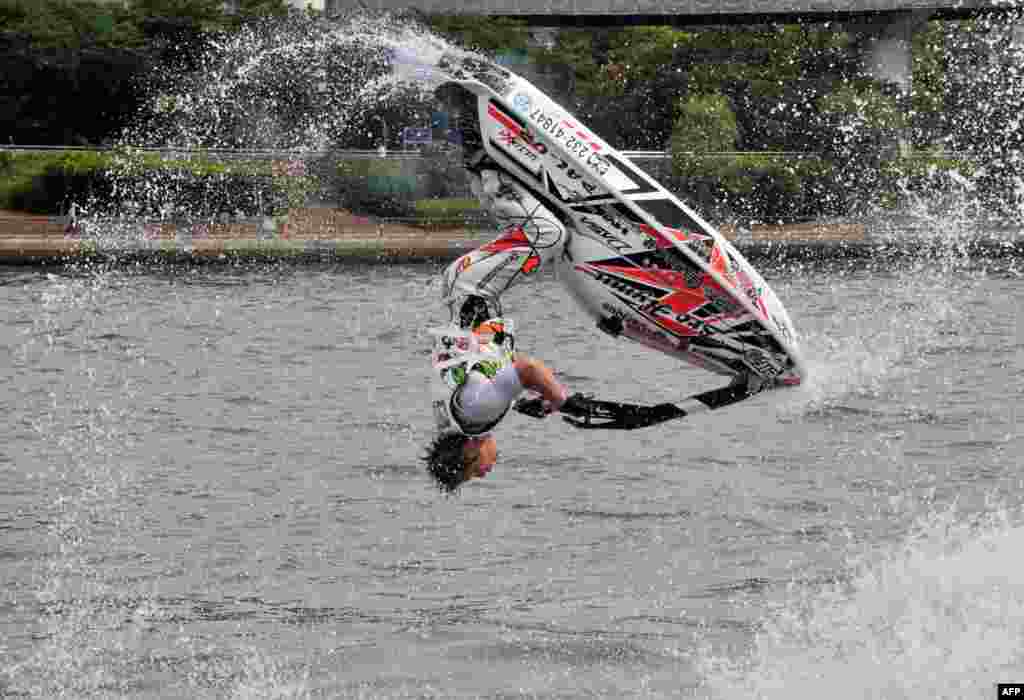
[0,146,424,160]
[1,144,828,160]
[3,145,975,163]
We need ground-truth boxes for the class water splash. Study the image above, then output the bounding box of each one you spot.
[79,10,477,231]
[124,11,458,152]
[2,271,149,697]
[785,242,975,414]
[699,502,1024,699]
[898,8,1023,226]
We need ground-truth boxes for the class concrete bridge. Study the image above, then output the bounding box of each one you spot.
[348,0,1020,94]
[352,0,1013,25]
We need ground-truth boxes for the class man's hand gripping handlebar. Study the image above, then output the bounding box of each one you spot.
[514,393,686,430]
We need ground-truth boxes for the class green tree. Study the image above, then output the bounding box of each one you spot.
[425,15,531,55]
[528,27,685,149]
[125,0,222,76]
[908,20,949,149]
[813,81,906,211]
[671,92,738,172]
[818,82,906,154]
[0,0,299,145]
[1,0,146,144]
[227,0,291,27]
[127,0,224,31]
[528,25,857,153]
[0,0,141,49]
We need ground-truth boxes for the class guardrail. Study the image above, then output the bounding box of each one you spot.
[1,145,974,162]
[0,146,424,160]
[0,210,873,258]
[1,145,827,161]
[0,211,495,239]
[623,151,821,159]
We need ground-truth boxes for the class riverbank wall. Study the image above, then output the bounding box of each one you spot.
[0,207,1018,265]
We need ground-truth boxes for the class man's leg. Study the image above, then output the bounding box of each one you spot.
[441,169,566,320]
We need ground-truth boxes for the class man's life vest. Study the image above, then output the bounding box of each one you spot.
[429,319,515,436]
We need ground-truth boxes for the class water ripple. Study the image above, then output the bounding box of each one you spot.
[559,507,692,522]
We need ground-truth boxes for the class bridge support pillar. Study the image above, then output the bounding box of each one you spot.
[858,10,930,93]
[853,10,932,154]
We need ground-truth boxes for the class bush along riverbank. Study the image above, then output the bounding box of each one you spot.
[3,142,1014,266]
[0,146,986,230]
[5,200,1024,266]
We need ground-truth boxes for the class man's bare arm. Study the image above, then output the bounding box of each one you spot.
[511,354,567,409]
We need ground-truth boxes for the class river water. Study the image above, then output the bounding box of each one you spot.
[0,234,1021,699]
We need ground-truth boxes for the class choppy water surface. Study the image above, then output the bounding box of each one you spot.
[0,240,1021,699]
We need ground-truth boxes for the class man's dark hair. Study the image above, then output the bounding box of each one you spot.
[459,295,491,329]
[423,432,471,493]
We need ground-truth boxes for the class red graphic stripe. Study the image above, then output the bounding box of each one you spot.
[710,243,737,288]
[488,104,522,136]
[593,264,692,293]
[522,253,540,274]
[639,223,692,248]
[481,226,531,253]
